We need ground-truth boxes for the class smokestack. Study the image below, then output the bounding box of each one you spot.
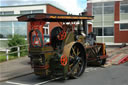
[82,12,88,35]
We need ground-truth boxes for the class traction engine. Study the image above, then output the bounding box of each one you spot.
[17,13,108,79]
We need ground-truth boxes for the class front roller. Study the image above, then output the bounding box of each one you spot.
[63,42,87,78]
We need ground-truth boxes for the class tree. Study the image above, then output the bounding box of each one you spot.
[8,34,27,56]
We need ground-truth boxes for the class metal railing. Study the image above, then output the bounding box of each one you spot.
[0,44,29,61]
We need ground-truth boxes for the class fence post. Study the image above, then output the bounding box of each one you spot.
[6,48,9,61]
[18,46,20,58]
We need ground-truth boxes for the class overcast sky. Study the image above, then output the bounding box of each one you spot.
[0,0,87,14]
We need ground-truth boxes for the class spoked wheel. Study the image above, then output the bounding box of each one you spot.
[68,43,86,78]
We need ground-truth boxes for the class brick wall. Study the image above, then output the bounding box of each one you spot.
[47,4,67,34]
[114,1,128,43]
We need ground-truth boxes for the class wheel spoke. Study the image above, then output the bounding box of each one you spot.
[69,56,75,59]
[77,48,80,56]
[69,63,73,68]
[79,62,82,65]
[72,47,77,56]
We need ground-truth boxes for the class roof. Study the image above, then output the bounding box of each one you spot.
[17,13,94,22]
[87,0,123,3]
[0,4,67,13]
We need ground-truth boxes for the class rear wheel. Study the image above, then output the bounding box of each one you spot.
[68,43,86,78]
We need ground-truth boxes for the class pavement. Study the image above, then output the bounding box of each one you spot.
[0,46,128,82]
[0,56,33,82]
[105,46,128,66]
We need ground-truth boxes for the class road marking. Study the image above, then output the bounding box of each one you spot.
[35,77,62,85]
[6,81,30,85]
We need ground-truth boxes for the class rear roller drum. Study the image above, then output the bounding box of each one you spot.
[98,49,107,66]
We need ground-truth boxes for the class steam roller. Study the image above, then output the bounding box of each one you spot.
[17,13,108,79]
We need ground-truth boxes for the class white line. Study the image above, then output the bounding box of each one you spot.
[35,77,62,85]
[6,81,30,85]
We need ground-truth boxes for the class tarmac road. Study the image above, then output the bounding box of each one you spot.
[0,62,128,85]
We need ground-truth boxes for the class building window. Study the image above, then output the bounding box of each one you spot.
[20,10,31,14]
[0,21,13,38]
[120,0,128,13]
[0,12,2,15]
[93,3,102,7]
[92,2,114,36]
[43,24,49,43]
[120,0,128,20]
[120,5,128,13]
[43,24,49,35]
[44,35,50,43]
[0,11,14,15]
[93,7,102,15]
[4,11,14,15]
[93,27,102,36]
[0,21,27,38]
[93,2,114,15]
[104,27,114,36]
[104,2,114,14]
[104,2,114,6]
[32,10,43,13]
[104,6,114,14]
[20,10,43,14]
[14,22,27,37]
[93,27,114,36]
[120,23,128,30]
[93,3,102,15]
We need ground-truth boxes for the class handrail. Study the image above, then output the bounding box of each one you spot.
[0,44,29,61]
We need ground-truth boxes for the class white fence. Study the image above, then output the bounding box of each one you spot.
[0,44,29,61]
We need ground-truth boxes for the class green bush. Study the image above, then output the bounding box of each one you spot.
[8,34,27,57]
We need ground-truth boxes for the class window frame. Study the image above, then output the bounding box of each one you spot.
[120,4,128,14]
[119,23,128,31]
[0,11,14,15]
[20,9,44,14]
[93,27,103,36]
[93,27,114,36]
[104,27,114,36]
[43,23,49,35]
[0,21,13,39]
[32,10,44,13]
[20,10,31,14]
[120,0,128,20]
[92,2,114,15]
[0,21,27,40]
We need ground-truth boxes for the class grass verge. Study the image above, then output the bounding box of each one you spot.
[0,51,28,63]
